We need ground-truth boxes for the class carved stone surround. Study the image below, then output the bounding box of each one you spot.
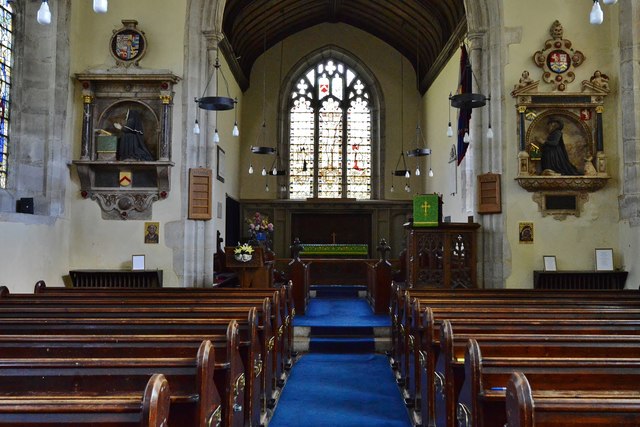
[512,21,610,217]
[72,70,180,220]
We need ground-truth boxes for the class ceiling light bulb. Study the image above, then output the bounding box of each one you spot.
[602,0,617,5]
[248,164,254,174]
[447,122,453,137]
[232,122,239,137]
[213,129,220,143]
[265,184,270,192]
[93,0,108,14]
[415,166,421,176]
[193,120,200,135]
[428,168,434,177]
[405,184,410,192]
[590,0,604,24]
[486,126,494,140]
[261,167,267,176]
[463,132,471,143]
[272,166,278,176]
[37,0,51,25]
[404,170,410,179]
[390,185,395,193]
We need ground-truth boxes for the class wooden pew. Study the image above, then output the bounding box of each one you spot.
[0,373,170,427]
[0,339,223,427]
[505,371,640,427]
[459,338,640,427]
[31,280,295,377]
[413,304,640,427]
[0,312,257,427]
[437,322,640,427]
[366,256,393,315]
[404,296,640,393]
[0,291,282,406]
[389,286,640,370]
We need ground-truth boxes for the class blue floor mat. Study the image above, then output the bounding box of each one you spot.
[294,297,391,327]
[269,353,412,427]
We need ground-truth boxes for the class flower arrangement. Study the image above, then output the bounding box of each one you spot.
[234,242,254,262]
[247,212,274,242]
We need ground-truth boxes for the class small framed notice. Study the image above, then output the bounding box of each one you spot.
[543,255,557,272]
[132,254,145,271]
[595,248,614,271]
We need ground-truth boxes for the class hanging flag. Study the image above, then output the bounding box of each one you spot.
[456,45,472,165]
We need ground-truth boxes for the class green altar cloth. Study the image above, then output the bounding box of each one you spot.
[301,244,368,257]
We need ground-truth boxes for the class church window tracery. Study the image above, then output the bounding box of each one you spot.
[288,57,372,199]
[0,0,12,189]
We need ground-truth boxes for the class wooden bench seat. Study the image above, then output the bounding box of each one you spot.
[28,280,295,373]
[409,304,640,427]
[390,288,640,384]
[0,373,170,427]
[0,312,259,427]
[0,298,277,412]
[404,300,640,388]
[0,339,223,427]
[506,371,640,427]
[459,338,640,427]
[0,297,280,390]
[440,320,640,426]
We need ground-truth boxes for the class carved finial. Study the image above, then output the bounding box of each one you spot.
[290,237,304,260]
[377,238,391,262]
[550,20,563,40]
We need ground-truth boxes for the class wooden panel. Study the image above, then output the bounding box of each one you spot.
[291,212,371,255]
[477,173,501,214]
[188,168,212,220]
[405,223,480,289]
[533,270,628,290]
[69,270,163,288]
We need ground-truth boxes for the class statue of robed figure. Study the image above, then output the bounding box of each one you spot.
[539,117,581,176]
[115,109,154,161]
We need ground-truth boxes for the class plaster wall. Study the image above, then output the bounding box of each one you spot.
[501,0,622,287]
[237,22,421,201]
[65,0,188,287]
[424,49,465,221]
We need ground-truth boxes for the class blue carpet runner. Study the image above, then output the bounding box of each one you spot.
[294,295,390,353]
[269,353,412,427]
[269,286,411,426]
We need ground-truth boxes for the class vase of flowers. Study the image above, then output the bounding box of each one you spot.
[246,212,274,248]
[234,243,254,262]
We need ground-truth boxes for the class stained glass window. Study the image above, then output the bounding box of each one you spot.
[0,0,12,189]
[288,58,371,199]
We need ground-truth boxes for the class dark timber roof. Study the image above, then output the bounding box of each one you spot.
[220,0,467,94]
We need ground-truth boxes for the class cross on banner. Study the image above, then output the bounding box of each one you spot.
[421,200,431,216]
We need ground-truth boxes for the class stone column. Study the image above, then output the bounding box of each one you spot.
[618,0,640,225]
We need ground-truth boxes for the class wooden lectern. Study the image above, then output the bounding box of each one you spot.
[224,246,273,288]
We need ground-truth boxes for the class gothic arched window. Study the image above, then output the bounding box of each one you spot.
[0,0,12,189]
[288,57,372,199]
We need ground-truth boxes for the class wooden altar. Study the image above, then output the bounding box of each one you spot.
[405,222,480,289]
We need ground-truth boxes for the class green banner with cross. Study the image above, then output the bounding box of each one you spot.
[413,194,441,227]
